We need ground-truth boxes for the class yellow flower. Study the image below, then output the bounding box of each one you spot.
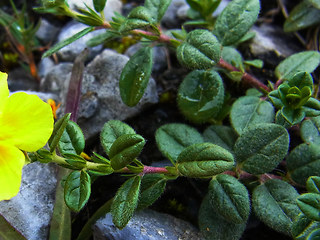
[0,72,54,201]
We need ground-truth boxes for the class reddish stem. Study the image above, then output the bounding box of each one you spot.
[142,166,169,174]
[218,58,271,93]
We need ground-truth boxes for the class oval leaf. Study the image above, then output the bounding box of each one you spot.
[119,6,153,33]
[111,176,141,229]
[234,123,289,174]
[308,228,320,240]
[287,143,320,185]
[100,120,136,155]
[48,113,71,152]
[109,134,146,170]
[275,51,320,80]
[297,193,320,221]
[64,170,91,212]
[213,0,260,46]
[307,176,320,194]
[203,125,238,153]
[177,143,234,178]
[93,0,107,12]
[230,96,275,135]
[177,70,225,123]
[144,0,171,22]
[119,46,153,107]
[252,179,300,235]
[292,213,320,240]
[58,120,85,155]
[198,194,246,240]
[155,123,203,164]
[177,29,221,69]
[301,116,320,145]
[137,174,167,210]
[209,174,250,224]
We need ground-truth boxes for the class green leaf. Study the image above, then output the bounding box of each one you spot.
[300,117,320,145]
[308,0,320,9]
[109,134,145,170]
[186,0,221,18]
[292,213,320,240]
[297,193,320,221]
[177,29,221,69]
[0,214,27,240]
[86,30,118,47]
[303,98,320,117]
[198,194,246,240]
[307,176,320,194]
[119,46,153,107]
[281,107,305,125]
[137,174,167,210]
[59,154,87,170]
[230,96,275,135]
[234,123,289,174]
[221,46,243,69]
[213,0,260,46]
[287,143,320,185]
[58,120,85,155]
[209,174,250,224]
[275,110,292,129]
[177,70,225,123]
[119,6,153,33]
[42,27,94,58]
[268,90,284,109]
[155,123,203,164]
[284,1,320,32]
[64,170,91,212]
[308,228,320,240]
[275,51,320,80]
[203,125,238,153]
[93,0,107,12]
[49,168,71,240]
[244,59,263,68]
[177,143,234,178]
[144,0,172,22]
[111,176,141,229]
[100,120,136,155]
[48,113,71,153]
[252,179,300,235]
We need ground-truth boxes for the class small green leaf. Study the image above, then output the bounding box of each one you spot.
[292,213,320,240]
[275,110,292,128]
[209,174,250,224]
[119,46,153,107]
[177,143,234,178]
[297,193,320,221]
[58,120,85,155]
[100,120,136,155]
[60,153,87,170]
[275,51,320,80]
[0,214,27,240]
[155,123,203,164]
[234,123,289,174]
[308,228,320,240]
[300,117,320,145]
[177,29,221,69]
[42,27,94,58]
[198,194,246,240]
[284,1,320,32]
[281,107,305,125]
[213,0,260,46]
[252,179,300,235]
[177,70,225,123]
[303,98,320,117]
[307,176,320,194]
[86,30,118,47]
[144,0,172,22]
[268,90,284,109]
[221,46,243,69]
[109,134,146,170]
[203,125,238,153]
[230,96,275,135]
[244,59,263,68]
[64,170,91,212]
[309,0,320,9]
[137,174,167,210]
[287,143,320,185]
[119,6,153,33]
[48,113,71,152]
[93,0,107,12]
[111,176,141,229]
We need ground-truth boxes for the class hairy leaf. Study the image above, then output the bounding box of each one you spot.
[111,176,141,229]
[297,193,320,221]
[301,117,320,145]
[48,113,71,152]
[58,121,85,155]
[144,0,172,22]
[307,176,320,194]
[177,70,225,123]
[252,179,300,235]
[177,143,234,178]
[292,213,320,240]
[119,6,153,33]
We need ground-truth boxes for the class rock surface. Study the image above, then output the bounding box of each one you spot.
[36,18,60,45]
[93,209,203,240]
[0,162,58,240]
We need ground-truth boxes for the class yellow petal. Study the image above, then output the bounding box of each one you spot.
[0,141,25,201]
[0,72,9,113]
[0,92,54,152]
